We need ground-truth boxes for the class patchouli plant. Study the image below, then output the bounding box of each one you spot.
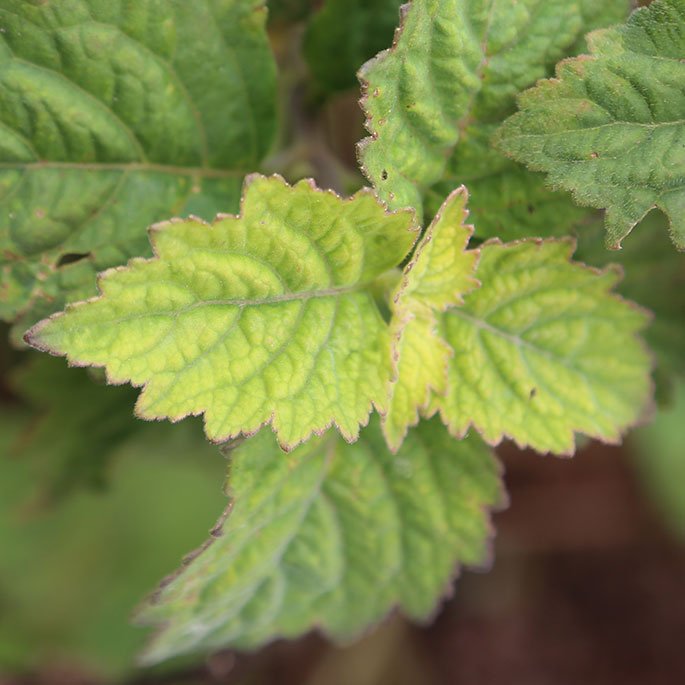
[1,0,683,673]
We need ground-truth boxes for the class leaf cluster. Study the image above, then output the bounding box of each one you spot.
[0,0,682,674]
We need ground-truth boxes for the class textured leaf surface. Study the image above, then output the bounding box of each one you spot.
[433,239,652,454]
[425,124,589,240]
[7,260,96,347]
[575,0,632,49]
[358,0,630,215]
[303,0,401,94]
[138,418,503,663]
[496,0,685,249]
[26,175,417,448]
[384,187,478,450]
[0,0,277,323]
[576,211,685,390]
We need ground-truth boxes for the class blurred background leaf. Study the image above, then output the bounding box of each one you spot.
[303,0,402,96]
[0,396,225,679]
[631,380,685,540]
[575,211,685,404]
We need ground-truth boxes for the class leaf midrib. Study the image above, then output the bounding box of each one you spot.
[59,284,375,331]
[447,306,574,366]
[152,438,337,648]
[151,284,365,312]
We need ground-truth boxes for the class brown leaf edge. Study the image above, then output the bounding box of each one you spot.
[433,236,656,457]
[23,174,420,452]
[383,185,481,452]
[133,427,508,665]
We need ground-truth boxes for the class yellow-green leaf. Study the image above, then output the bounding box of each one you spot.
[384,187,479,450]
[25,175,418,448]
[433,239,653,454]
[137,418,503,663]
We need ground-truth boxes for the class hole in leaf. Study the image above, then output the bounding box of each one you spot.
[56,252,91,267]
[381,169,388,180]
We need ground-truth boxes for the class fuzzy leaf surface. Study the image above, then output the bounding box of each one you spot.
[425,124,590,240]
[384,187,478,450]
[433,240,652,454]
[358,0,630,216]
[0,0,277,323]
[26,175,417,448]
[138,418,503,663]
[496,0,685,249]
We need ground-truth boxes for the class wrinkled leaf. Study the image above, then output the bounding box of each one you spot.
[138,417,503,663]
[26,175,418,448]
[358,0,630,217]
[385,187,478,450]
[496,0,685,249]
[425,124,590,240]
[433,239,652,454]
[0,0,277,324]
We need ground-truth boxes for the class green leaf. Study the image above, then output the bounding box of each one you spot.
[0,0,277,323]
[425,124,590,240]
[25,175,418,448]
[358,0,630,216]
[137,417,503,663]
[7,260,96,348]
[495,0,685,250]
[632,380,685,539]
[303,0,402,95]
[432,239,652,454]
[573,0,634,54]
[384,187,479,450]
[575,211,685,390]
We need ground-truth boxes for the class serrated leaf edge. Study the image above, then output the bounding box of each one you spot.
[435,236,656,456]
[355,2,412,204]
[493,1,685,251]
[24,173,420,451]
[133,431,508,664]
[383,186,481,451]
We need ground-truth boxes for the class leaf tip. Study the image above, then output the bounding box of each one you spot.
[22,313,62,356]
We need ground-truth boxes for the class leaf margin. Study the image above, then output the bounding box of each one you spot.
[432,236,656,456]
[383,184,480,451]
[23,173,420,451]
